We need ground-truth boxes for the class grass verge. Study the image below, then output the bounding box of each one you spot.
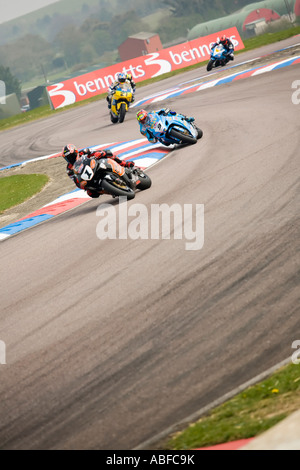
[0,93,107,132]
[161,362,300,450]
[240,25,300,51]
[0,174,49,213]
[1,25,300,133]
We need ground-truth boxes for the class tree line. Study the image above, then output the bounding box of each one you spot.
[0,0,255,94]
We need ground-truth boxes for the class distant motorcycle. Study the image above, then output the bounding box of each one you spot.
[207,44,234,71]
[149,113,203,146]
[73,155,151,200]
[110,82,133,124]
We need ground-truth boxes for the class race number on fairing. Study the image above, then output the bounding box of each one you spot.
[81,166,94,180]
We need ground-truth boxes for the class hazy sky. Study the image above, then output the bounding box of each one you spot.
[0,0,59,24]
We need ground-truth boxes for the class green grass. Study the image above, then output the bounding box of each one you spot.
[241,25,300,51]
[162,363,300,449]
[0,174,49,213]
[0,93,106,132]
[1,24,300,134]
[0,106,57,131]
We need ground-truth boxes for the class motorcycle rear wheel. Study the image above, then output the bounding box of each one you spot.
[101,179,135,200]
[169,128,197,145]
[110,112,118,124]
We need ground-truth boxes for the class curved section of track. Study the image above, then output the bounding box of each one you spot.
[0,39,299,449]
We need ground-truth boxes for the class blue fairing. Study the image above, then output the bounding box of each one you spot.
[211,44,227,61]
[148,113,198,145]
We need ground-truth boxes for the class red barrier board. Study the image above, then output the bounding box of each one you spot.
[47,28,244,109]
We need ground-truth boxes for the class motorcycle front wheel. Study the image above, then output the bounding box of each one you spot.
[196,127,203,139]
[101,179,135,200]
[119,103,127,123]
[135,173,152,191]
[169,128,197,145]
[207,59,214,71]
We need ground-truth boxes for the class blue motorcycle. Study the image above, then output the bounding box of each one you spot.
[207,44,233,72]
[149,113,203,146]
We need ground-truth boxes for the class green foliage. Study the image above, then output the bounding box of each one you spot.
[89,29,115,57]
[0,65,21,99]
[110,11,149,46]
[165,0,210,17]
[0,34,54,83]
[157,15,203,43]
[163,0,254,18]
[54,26,85,68]
[0,174,49,213]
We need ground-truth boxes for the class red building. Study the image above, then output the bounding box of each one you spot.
[118,32,163,61]
[242,8,280,30]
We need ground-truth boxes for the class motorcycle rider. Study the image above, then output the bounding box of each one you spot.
[210,35,234,62]
[62,144,135,198]
[106,72,136,109]
[136,108,195,144]
[125,73,136,96]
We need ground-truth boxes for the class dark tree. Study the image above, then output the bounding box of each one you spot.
[164,0,255,17]
[0,65,21,99]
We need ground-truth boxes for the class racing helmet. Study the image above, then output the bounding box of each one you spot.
[118,72,126,83]
[136,109,148,123]
[220,35,229,46]
[62,144,78,165]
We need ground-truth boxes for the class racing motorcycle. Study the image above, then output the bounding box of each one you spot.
[73,155,151,200]
[110,82,133,124]
[207,44,234,71]
[149,113,203,146]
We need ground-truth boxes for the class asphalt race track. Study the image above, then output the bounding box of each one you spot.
[0,38,299,450]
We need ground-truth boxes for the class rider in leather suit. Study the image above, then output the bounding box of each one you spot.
[62,144,135,198]
[210,35,234,63]
[106,72,136,109]
[136,108,195,144]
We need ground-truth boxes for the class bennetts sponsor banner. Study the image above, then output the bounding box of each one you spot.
[47,27,244,109]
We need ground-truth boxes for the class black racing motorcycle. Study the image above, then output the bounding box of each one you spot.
[73,155,151,200]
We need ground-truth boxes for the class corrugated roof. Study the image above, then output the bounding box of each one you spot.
[127,32,157,40]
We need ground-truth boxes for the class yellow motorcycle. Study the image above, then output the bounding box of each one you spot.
[110,83,133,124]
